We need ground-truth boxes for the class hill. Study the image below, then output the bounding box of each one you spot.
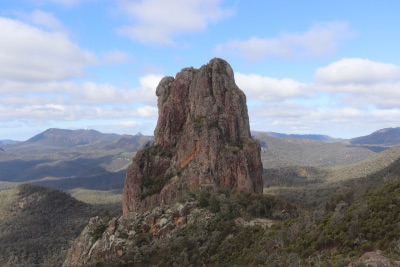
[263,146,400,208]
[0,183,120,267]
[255,132,379,168]
[327,147,400,182]
[350,127,400,146]
[254,131,341,142]
[289,162,400,266]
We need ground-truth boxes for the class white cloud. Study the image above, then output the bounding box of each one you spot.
[70,82,134,104]
[67,76,161,106]
[134,106,158,117]
[235,72,309,101]
[320,82,400,109]
[29,9,67,32]
[2,48,399,139]
[0,72,163,129]
[137,74,164,102]
[0,17,96,83]
[14,9,67,32]
[102,50,131,64]
[84,74,162,106]
[249,101,400,138]
[232,58,400,137]
[215,21,353,61]
[0,103,157,122]
[315,58,400,84]
[0,75,162,107]
[63,74,161,105]
[117,0,234,45]
[116,120,143,127]
[313,58,400,109]
[0,73,163,106]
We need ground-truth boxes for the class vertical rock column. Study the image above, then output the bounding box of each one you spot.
[122,58,263,216]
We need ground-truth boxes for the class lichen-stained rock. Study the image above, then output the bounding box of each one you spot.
[62,202,200,267]
[122,58,263,215]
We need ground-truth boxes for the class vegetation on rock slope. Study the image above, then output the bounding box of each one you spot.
[290,179,400,264]
[263,147,400,207]
[0,184,120,267]
[84,188,297,267]
[86,156,400,266]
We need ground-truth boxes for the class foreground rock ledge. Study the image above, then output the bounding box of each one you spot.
[122,58,263,215]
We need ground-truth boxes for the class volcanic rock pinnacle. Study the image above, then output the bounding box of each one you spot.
[122,58,263,215]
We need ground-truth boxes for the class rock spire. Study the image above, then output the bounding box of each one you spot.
[122,58,263,215]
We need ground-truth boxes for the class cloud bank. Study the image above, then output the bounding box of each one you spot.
[315,58,400,84]
[117,0,234,45]
[216,21,353,61]
[1,11,398,139]
[0,15,162,138]
[236,58,400,137]
[0,17,96,83]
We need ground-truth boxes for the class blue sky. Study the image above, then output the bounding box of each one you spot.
[1,0,400,140]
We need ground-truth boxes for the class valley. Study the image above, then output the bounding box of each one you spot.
[0,128,152,203]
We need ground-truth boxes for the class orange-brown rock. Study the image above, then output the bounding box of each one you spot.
[122,58,263,215]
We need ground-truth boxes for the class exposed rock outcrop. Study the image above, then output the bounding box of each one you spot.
[348,250,400,267]
[62,202,201,267]
[122,58,263,215]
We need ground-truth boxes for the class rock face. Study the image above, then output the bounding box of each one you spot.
[122,58,263,215]
[62,202,200,267]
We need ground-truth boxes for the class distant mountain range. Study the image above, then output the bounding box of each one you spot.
[27,128,120,147]
[253,127,400,146]
[2,127,400,148]
[2,127,397,186]
[350,127,400,146]
[2,128,154,154]
[253,131,342,143]
[0,139,20,146]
